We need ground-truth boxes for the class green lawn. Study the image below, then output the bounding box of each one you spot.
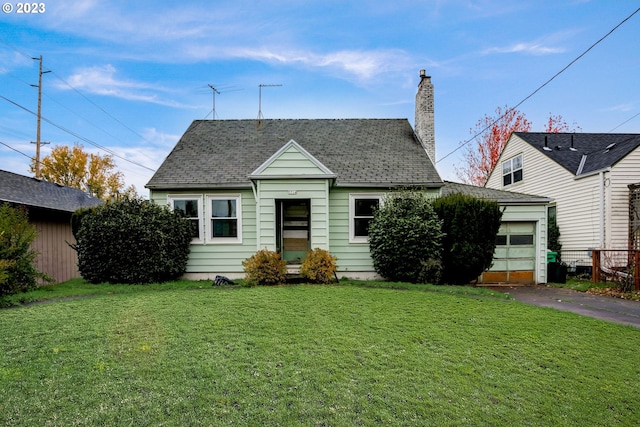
[1,280,638,426]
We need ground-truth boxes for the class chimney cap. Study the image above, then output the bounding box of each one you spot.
[420,69,426,77]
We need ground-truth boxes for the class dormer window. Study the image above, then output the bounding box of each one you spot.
[502,154,523,186]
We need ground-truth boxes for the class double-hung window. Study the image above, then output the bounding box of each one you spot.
[168,196,203,243]
[502,154,523,186]
[349,194,382,243]
[207,195,242,243]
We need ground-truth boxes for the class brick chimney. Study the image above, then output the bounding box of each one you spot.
[415,69,435,162]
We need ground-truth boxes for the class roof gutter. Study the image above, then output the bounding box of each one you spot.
[574,166,611,180]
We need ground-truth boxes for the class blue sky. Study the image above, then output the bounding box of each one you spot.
[1,0,639,195]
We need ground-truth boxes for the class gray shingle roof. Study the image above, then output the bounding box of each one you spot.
[515,133,640,176]
[146,119,442,189]
[442,181,551,204]
[0,169,102,212]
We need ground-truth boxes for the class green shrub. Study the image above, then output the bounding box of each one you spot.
[242,249,287,286]
[368,191,444,283]
[0,203,51,296]
[300,248,338,284]
[548,213,562,253]
[70,206,97,240]
[75,197,192,284]
[432,193,503,285]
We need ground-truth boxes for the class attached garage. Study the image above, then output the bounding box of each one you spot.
[441,182,551,285]
[483,221,537,284]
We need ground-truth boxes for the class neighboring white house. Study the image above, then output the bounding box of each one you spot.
[485,132,640,253]
[146,72,551,284]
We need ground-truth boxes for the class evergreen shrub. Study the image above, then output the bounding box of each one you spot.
[0,203,51,296]
[368,191,444,283]
[300,248,337,284]
[242,249,287,286]
[74,197,192,284]
[432,193,503,285]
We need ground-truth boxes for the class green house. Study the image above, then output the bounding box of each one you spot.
[146,71,551,283]
[146,117,442,279]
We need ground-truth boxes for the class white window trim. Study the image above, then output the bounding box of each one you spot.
[349,193,383,243]
[206,194,242,244]
[502,154,523,187]
[167,195,204,244]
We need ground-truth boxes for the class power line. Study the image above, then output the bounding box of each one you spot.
[49,70,151,143]
[609,111,640,132]
[0,39,160,166]
[0,140,34,161]
[0,94,156,172]
[437,6,640,164]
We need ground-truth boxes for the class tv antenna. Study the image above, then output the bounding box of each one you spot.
[207,84,220,120]
[205,84,242,119]
[258,84,282,121]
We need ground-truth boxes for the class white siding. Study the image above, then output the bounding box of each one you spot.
[485,135,634,251]
[608,149,640,249]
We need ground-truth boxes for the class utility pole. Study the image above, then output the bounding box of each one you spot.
[31,55,50,178]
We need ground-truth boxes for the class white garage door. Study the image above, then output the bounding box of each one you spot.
[483,221,536,284]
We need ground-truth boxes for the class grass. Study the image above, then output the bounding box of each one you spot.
[1,280,639,426]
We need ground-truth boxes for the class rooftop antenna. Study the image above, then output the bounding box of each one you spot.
[207,84,221,120]
[258,84,282,123]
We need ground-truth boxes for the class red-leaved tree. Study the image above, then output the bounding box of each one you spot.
[455,107,581,186]
[455,106,531,186]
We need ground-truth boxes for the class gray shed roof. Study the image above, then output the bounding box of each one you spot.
[146,119,442,189]
[0,169,102,213]
[442,180,551,204]
[515,132,640,176]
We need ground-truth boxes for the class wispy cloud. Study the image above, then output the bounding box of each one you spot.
[219,46,416,83]
[41,2,418,84]
[55,65,192,107]
[482,41,565,56]
[604,103,635,113]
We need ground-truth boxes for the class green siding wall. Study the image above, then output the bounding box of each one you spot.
[259,146,328,176]
[150,189,257,275]
[329,187,440,276]
[255,179,330,251]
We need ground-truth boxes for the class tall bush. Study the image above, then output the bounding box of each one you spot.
[368,191,444,283]
[75,197,192,284]
[432,193,503,285]
[0,203,51,296]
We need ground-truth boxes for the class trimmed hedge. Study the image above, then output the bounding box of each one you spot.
[432,193,503,285]
[74,198,192,284]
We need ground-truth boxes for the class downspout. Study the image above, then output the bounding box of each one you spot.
[599,171,605,248]
[250,179,261,251]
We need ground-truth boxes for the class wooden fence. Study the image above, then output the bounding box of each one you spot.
[592,249,640,291]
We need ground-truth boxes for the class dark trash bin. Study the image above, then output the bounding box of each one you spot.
[547,262,567,284]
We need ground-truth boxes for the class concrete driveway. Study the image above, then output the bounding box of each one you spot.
[493,286,640,328]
